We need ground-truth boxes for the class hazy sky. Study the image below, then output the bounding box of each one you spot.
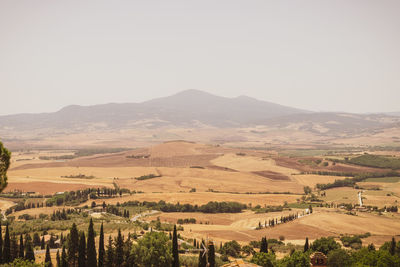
[0,1,399,115]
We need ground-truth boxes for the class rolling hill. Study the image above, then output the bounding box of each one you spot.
[0,90,399,144]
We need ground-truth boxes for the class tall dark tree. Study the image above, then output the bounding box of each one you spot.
[208,242,215,267]
[33,233,41,247]
[10,233,18,261]
[115,229,124,266]
[18,234,24,259]
[304,237,309,252]
[68,223,79,267]
[198,240,207,267]
[25,239,35,262]
[105,236,114,267]
[2,224,10,263]
[0,141,11,193]
[260,237,268,253]
[61,246,68,267]
[45,244,52,267]
[172,225,179,267]
[56,249,60,267]
[87,219,97,267]
[390,237,396,256]
[41,236,45,250]
[98,223,105,267]
[78,232,86,267]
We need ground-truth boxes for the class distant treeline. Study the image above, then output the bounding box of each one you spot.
[316,171,400,190]
[39,148,131,160]
[329,154,400,170]
[121,200,247,213]
[135,174,161,181]
[46,187,128,207]
[61,174,95,179]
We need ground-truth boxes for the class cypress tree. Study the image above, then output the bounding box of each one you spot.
[172,225,179,267]
[10,233,17,262]
[19,234,24,258]
[98,223,105,267]
[61,246,68,267]
[304,237,309,252]
[260,237,268,253]
[78,232,86,267]
[105,236,114,267]
[45,244,52,267]
[56,249,60,267]
[68,223,79,266]
[2,224,10,263]
[87,219,97,267]
[25,239,35,262]
[41,236,45,249]
[208,242,215,267]
[390,237,396,256]
[198,240,207,267]
[115,229,124,266]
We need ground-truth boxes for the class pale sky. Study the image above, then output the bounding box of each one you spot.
[0,0,399,115]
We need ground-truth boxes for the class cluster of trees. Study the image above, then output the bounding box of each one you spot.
[385,206,398,212]
[134,174,161,181]
[316,171,400,190]
[105,205,130,218]
[177,218,196,224]
[0,142,11,193]
[347,154,400,170]
[46,190,92,207]
[94,188,128,198]
[61,174,95,179]
[257,214,300,230]
[45,187,129,207]
[248,236,400,267]
[121,200,247,213]
[0,222,36,265]
[5,201,45,216]
[53,221,188,267]
[51,208,78,221]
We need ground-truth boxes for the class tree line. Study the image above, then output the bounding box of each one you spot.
[121,200,247,213]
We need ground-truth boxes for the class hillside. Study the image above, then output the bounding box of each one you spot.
[0,90,307,130]
[1,90,400,150]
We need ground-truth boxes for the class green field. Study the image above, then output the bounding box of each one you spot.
[348,154,400,169]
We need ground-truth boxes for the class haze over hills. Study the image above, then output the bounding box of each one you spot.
[0,89,399,141]
[0,89,307,129]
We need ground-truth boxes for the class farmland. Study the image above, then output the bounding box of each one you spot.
[1,140,400,266]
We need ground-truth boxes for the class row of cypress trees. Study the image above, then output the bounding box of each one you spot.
[0,219,214,267]
[0,222,35,263]
[55,218,100,267]
[0,222,36,264]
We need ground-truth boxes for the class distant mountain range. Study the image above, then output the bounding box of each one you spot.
[0,89,399,134]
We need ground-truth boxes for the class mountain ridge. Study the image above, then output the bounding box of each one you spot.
[0,89,398,134]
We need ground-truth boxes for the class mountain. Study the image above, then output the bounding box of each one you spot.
[0,89,308,130]
[0,89,399,136]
